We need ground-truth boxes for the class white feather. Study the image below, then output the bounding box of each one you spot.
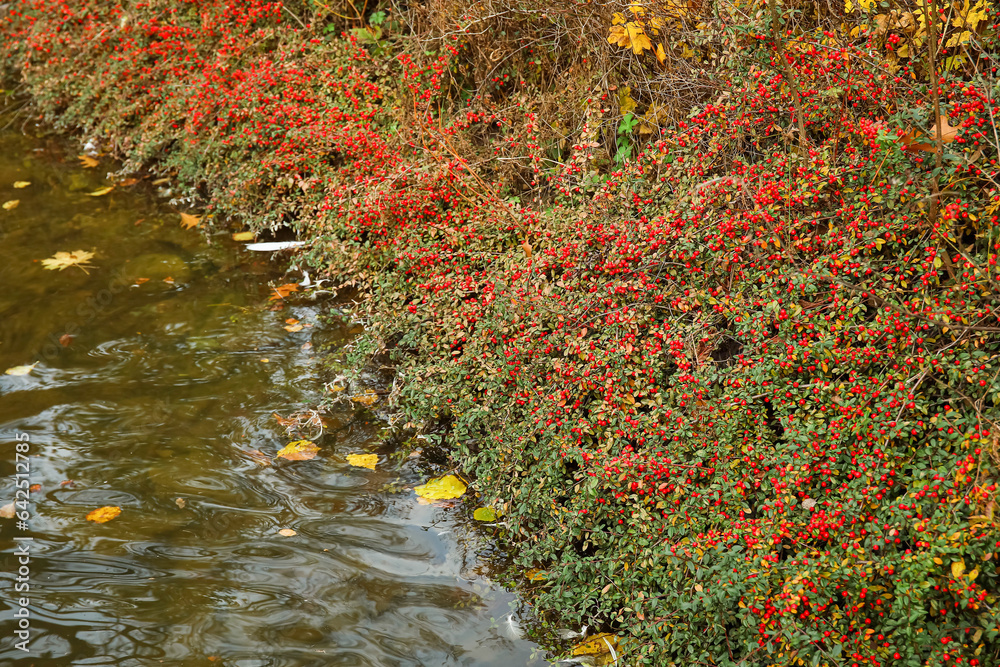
[245,241,307,251]
[501,613,523,640]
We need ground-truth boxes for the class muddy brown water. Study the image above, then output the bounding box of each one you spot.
[0,126,545,666]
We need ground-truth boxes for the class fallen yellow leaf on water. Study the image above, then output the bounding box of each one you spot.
[88,185,114,197]
[5,363,37,376]
[346,454,378,470]
[473,507,498,521]
[3,200,19,210]
[269,283,299,301]
[351,390,380,407]
[41,250,95,273]
[232,231,255,241]
[86,506,122,523]
[414,474,467,500]
[175,498,186,509]
[78,155,99,168]
[278,528,297,536]
[180,212,201,229]
[0,503,14,519]
[572,633,619,657]
[13,181,29,189]
[275,440,320,461]
[284,318,304,332]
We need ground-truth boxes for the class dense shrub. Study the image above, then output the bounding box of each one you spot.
[6,0,1000,664]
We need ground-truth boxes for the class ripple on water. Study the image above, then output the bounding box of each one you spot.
[0,124,542,667]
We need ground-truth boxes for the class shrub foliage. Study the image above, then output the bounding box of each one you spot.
[6,0,1000,664]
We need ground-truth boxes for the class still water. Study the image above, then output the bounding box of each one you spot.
[0,126,543,665]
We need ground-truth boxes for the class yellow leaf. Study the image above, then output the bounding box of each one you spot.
[4,363,37,376]
[628,2,646,16]
[3,200,19,210]
[78,155,99,168]
[414,474,467,500]
[474,507,499,521]
[946,30,973,47]
[627,23,652,54]
[351,390,380,407]
[525,568,547,581]
[232,231,255,241]
[346,453,378,470]
[13,181,30,189]
[608,24,629,47]
[618,86,637,114]
[275,440,320,461]
[655,43,667,65]
[88,185,114,197]
[612,11,627,25]
[0,503,15,518]
[952,559,966,578]
[41,250,96,273]
[180,212,201,229]
[278,528,297,536]
[284,323,304,333]
[572,633,619,656]
[86,506,122,523]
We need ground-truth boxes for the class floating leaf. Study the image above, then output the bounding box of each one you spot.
[351,390,380,407]
[572,633,619,657]
[269,283,299,301]
[3,200,19,210]
[232,231,255,241]
[175,497,186,509]
[179,212,201,229]
[78,155,99,168]
[278,528,297,536]
[284,318,304,333]
[5,363,37,376]
[275,440,320,461]
[346,454,378,470]
[414,474,467,500]
[473,507,498,521]
[86,506,122,523]
[59,333,75,347]
[246,449,271,466]
[88,185,114,197]
[0,503,14,519]
[952,559,966,578]
[13,181,30,189]
[41,250,95,273]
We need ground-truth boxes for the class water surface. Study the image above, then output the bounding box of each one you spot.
[0,126,542,666]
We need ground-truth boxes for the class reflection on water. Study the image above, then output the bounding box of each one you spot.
[0,128,543,665]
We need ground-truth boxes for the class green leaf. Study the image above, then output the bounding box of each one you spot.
[474,507,498,521]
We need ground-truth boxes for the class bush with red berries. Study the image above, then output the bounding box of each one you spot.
[5,0,1000,664]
